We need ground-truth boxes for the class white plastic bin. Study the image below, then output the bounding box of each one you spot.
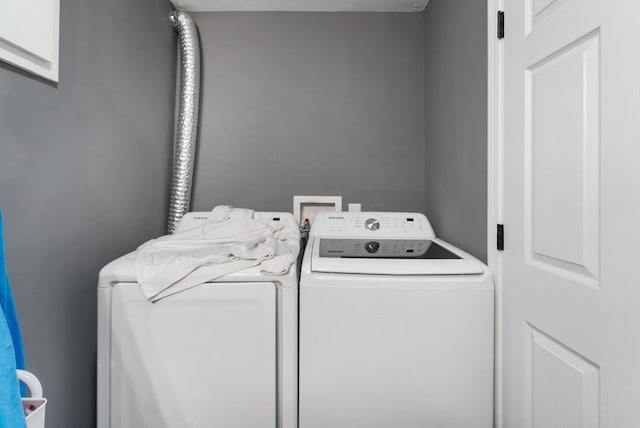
[17,370,47,428]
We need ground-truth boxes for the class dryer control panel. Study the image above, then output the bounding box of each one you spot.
[309,212,435,239]
[175,211,299,236]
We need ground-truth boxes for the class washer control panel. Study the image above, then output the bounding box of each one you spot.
[310,212,435,239]
[319,238,460,259]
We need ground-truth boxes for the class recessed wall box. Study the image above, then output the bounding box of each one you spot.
[293,196,342,228]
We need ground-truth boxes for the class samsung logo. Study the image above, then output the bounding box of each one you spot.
[328,216,344,219]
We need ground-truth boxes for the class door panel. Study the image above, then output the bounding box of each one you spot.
[526,0,573,34]
[503,0,640,427]
[525,30,600,287]
[524,323,599,428]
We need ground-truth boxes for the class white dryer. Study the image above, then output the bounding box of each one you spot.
[299,212,494,428]
[97,212,299,428]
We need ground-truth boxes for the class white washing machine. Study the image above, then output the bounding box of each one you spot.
[299,212,494,428]
[97,212,299,428]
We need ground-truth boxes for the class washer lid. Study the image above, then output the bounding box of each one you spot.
[310,238,485,275]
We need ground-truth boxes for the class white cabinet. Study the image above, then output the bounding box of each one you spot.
[0,0,59,82]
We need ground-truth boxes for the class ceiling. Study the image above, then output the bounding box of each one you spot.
[170,0,430,12]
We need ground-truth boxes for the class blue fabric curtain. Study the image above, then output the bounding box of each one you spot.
[0,212,27,428]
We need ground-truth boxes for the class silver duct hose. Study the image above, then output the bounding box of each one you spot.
[167,10,201,233]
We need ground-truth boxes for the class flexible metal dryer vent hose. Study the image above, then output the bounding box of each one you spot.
[167,10,201,234]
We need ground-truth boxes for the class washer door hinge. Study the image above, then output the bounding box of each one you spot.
[497,224,504,251]
[497,11,505,39]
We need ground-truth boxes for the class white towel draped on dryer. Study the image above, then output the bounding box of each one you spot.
[135,206,299,302]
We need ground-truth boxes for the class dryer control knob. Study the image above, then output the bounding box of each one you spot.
[365,218,380,231]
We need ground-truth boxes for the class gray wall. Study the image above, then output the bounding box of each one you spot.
[191,12,425,213]
[0,5,487,427]
[0,1,175,427]
[423,0,487,261]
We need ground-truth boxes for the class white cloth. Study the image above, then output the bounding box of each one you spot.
[135,206,299,302]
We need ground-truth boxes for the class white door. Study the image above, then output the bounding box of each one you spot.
[502,1,640,427]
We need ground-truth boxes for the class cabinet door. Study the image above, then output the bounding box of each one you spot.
[0,0,59,81]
